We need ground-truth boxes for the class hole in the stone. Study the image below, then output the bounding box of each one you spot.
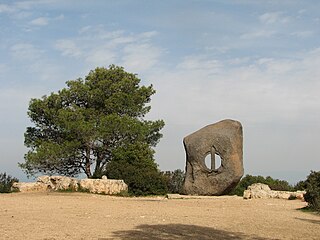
[215,153,222,169]
[204,153,222,170]
[205,154,211,169]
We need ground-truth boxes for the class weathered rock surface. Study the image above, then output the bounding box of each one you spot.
[37,175,79,191]
[243,183,305,200]
[12,175,128,195]
[79,178,127,194]
[11,182,48,192]
[182,119,244,195]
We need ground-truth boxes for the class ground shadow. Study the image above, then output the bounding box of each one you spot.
[104,224,275,240]
[296,217,320,225]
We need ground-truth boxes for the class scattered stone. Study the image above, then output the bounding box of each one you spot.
[243,183,306,200]
[182,119,244,195]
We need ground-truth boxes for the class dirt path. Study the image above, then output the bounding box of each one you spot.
[0,192,319,239]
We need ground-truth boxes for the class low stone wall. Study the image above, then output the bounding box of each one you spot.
[12,175,128,195]
[243,183,305,200]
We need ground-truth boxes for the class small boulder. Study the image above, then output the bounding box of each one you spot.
[243,183,306,200]
[48,176,79,191]
[79,178,127,194]
[243,183,272,199]
[11,182,48,192]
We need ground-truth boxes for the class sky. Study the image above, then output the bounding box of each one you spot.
[0,0,319,184]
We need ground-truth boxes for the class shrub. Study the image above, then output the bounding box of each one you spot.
[264,176,294,191]
[229,174,293,196]
[0,172,19,193]
[303,171,320,212]
[288,195,297,200]
[294,180,307,191]
[105,143,167,196]
[162,169,185,194]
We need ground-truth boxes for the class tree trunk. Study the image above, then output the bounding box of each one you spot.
[94,152,102,177]
[85,148,92,178]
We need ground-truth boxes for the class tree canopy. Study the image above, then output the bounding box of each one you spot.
[162,169,185,194]
[302,171,320,212]
[20,65,165,179]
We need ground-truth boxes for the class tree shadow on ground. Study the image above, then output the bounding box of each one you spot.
[106,224,274,240]
[296,217,320,225]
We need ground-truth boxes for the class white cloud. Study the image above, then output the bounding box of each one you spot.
[259,12,291,24]
[78,25,92,34]
[0,1,55,18]
[0,88,33,111]
[291,31,313,38]
[0,64,8,73]
[137,31,158,39]
[0,4,15,13]
[240,30,276,39]
[10,43,43,60]
[13,11,33,20]
[55,27,164,72]
[9,43,65,83]
[55,39,82,57]
[177,55,222,73]
[121,43,163,72]
[85,47,116,67]
[30,17,49,26]
[54,14,64,20]
[0,1,64,24]
[29,14,64,27]
[205,46,229,54]
[149,47,320,128]
[257,57,298,75]
[14,0,56,10]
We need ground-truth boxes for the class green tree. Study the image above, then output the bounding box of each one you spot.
[294,180,307,191]
[303,171,320,212]
[20,65,165,179]
[106,142,167,195]
[162,169,185,194]
[264,176,293,191]
[0,172,19,193]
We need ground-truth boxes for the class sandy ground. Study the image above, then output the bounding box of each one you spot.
[0,192,319,240]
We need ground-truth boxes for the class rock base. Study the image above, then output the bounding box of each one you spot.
[12,175,128,195]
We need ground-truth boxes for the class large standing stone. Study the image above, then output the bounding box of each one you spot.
[182,119,244,195]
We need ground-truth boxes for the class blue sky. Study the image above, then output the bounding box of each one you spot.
[0,0,319,183]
